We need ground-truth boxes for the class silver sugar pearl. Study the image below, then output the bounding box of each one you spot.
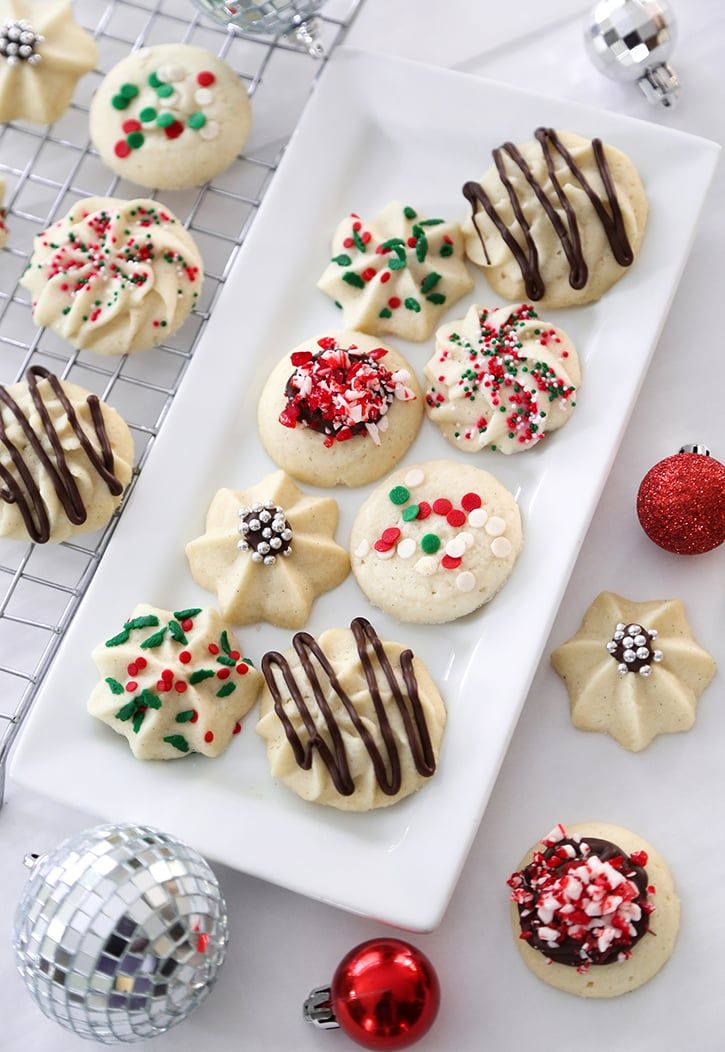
[606,640,618,653]
[257,542,270,555]
[623,636,634,648]
[236,539,249,551]
[282,547,293,557]
[627,624,641,635]
[248,518,261,532]
[270,537,282,550]
[281,528,293,541]
[639,665,653,677]
[617,663,629,676]
[251,551,263,563]
[263,555,276,566]
[239,522,250,534]
[634,634,647,646]
[653,650,663,662]
[623,649,636,662]
[261,527,272,539]
[636,646,650,660]
[649,628,659,640]
[615,622,626,631]
[263,499,276,509]
[238,505,249,516]
[613,630,624,641]
[259,510,272,523]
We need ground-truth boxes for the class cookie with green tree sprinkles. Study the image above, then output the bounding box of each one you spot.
[350,459,523,624]
[88,603,261,760]
[425,303,581,455]
[89,43,251,190]
[317,201,473,342]
[20,196,203,357]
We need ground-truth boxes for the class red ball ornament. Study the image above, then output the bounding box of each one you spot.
[637,446,725,555]
[304,938,440,1050]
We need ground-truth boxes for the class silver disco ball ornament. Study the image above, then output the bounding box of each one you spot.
[12,823,229,1043]
[585,0,680,107]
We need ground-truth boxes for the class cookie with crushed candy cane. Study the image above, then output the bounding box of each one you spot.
[258,331,423,488]
[350,459,522,623]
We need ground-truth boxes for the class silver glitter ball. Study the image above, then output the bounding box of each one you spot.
[639,665,653,676]
[585,0,679,107]
[237,539,250,551]
[13,823,228,1044]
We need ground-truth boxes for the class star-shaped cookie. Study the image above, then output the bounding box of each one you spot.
[185,470,350,629]
[551,592,716,752]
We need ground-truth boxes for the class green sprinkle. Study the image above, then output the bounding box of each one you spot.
[120,83,139,99]
[220,631,232,655]
[388,257,406,271]
[125,615,159,630]
[380,238,405,250]
[216,655,236,667]
[132,710,145,734]
[62,306,71,315]
[156,83,174,98]
[334,300,342,309]
[176,710,196,723]
[156,111,175,128]
[421,272,441,294]
[168,619,187,644]
[189,669,215,685]
[352,228,366,252]
[187,111,206,129]
[139,106,157,122]
[163,734,190,753]
[174,608,201,620]
[403,206,417,219]
[378,307,392,319]
[127,131,144,149]
[389,485,410,506]
[115,700,137,722]
[105,628,130,647]
[426,292,446,305]
[105,677,125,696]
[404,297,421,312]
[148,72,162,88]
[421,534,441,554]
[331,253,351,266]
[420,218,444,226]
[242,657,254,668]
[139,689,161,710]
[111,95,129,110]
[440,243,453,257]
[402,505,419,522]
[140,627,167,649]
[216,682,237,698]
[342,272,365,289]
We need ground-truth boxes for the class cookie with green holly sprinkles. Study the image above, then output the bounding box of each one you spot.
[89,44,251,190]
[317,202,473,342]
[350,459,522,624]
[21,197,203,356]
[88,604,261,760]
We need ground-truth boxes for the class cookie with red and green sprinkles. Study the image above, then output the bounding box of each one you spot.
[89,44,251,190]
[350,459,522,623]
[425,303,581,455]
[20,196,203,356]
[88,603,261,760]
[317,201,473,342]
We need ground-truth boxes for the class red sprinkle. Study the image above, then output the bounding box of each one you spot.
[164,120,184,140]
[233,721,242,734]
[362,267,376,282]
[388,297,401,309]
[447,509,466,528]
[237,664,249,675]
[380,271,391,283]
[122,119,141,133]
[217,668,231,680]
[381,527,401,545]
[162,668,174,682]
[461,492,482,512]
[433,498,452,516]
[127,662,138,677]
[181,618,193,631]
[197,71,215,86]
[114,141,131,158]
[136,657,147,670]
[208,643,220,655]
[204,731,214,744]
[343,237,354,248]
[190,710,199,723]
[179,651,192,664]
[417,501,432,520]
[175,682,187,694]
[230,650,240,660]
[156,680,169,692]
[374,539,393,553]
[441,555,462,569]
[125,681,137,693]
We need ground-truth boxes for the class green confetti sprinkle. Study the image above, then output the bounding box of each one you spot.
[140,627,167,650]
[156,83,174,98]
[115,700,138,722]
[378,307,392,318]
[127,131,144,149]
[352,228,366,252]
[216,655,236,667]
[120,83,139,99]
[189,669,215,685]
[403,206,417,219]
[105,628,130,647]
[105,677,125,695]
[389,486,410,505]
[163,734,190,753]
[168,619,187,644]
[125,615,159,630]
[342,271,365,288]
[402,505,420,522]
[331,254,351,266]
[404,297,421,312]
[111,95,129,110]
[176,710,196,723]
[421,272,441,294]
[421,534,441,554]
[148,72,162,88]
[419,218,444,226]
[187,111,206,129]
[156,112,175,128]
[216,682,236,698]
[139,106,157,123]
[173,608,201,620]
[388,257,406,271]
[426,292,446,305]
[220,631,232,655]
[440,243,453,257]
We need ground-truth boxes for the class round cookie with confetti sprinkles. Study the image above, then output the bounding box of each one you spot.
[20,197,203,356]
[258,331,423,488]
[350,459,522,623]
[88,604,261,760]
[425,303,580,454]
[318,202,473,341]
[90,44,251,189]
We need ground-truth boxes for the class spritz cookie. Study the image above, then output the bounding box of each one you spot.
[89,604,261,760]
[318,202,473,341]
[425,303,580,454]
[258,332,423,488]
[90,44,251,189]
[350,459,522,624]
[256,617,446,811]
[462,128,647,308]
[508,822,679,998]
[21,197,203,355]
[0,0,97,124]
[185,470,349,629]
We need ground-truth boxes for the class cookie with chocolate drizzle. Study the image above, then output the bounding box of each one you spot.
[462,128,647,308]
[256,617,446,811]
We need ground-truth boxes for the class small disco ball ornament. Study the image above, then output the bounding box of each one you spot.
[585,0,680,107]
[12,823,229,1044]
[193,0,326,57]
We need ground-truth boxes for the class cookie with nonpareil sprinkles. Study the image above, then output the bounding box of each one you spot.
[88,604,261,760]
[318,202,473,341]
[258,331,423,487]
[350,459,522,623]
[508,822,679,998]
[21,197,203,356]
[425,303,580,454]
[90,44,251,189]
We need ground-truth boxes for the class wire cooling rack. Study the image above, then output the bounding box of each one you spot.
[0,0,363,804]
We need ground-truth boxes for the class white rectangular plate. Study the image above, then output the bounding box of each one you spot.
[10,49,719,930]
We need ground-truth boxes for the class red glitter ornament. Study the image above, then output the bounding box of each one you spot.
[637,446,725,555]
[304,939,440,1050]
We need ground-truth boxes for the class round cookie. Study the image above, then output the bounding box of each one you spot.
[462,128,647,308]
[0,0,97,124]
[89,604,261,760]
[317,201,473,342]
[426,303,580,454]
[0,366,133,544]
[90,44,251,190]
[21,197,203,356]
[350,459,522,624]
[185,469,350,629]
[258,332,423,488]
[508,822,679,998]
[256,617,446,811]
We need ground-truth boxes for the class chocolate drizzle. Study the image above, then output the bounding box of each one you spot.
[0,366,124,543]
[463,127,634,301]
[261,617,436,797]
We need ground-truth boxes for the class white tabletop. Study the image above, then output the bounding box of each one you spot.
[3,1,724,1049]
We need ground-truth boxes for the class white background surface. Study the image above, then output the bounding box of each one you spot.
[2,0,724,1049]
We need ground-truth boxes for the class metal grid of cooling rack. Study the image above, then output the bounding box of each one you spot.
[0,0,363,805]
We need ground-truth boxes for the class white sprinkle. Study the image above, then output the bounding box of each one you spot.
[375,546,395,560]
[397,538,416,559]
[456,571,476,592]
[467,508,488,529]
[490,536,512,558]
[414,555,437,576]
[404,468,425,488]
[458,531,474,550]
[445,536,467,559]
[354,540,370,559]
[485,516,506,536]
[199,119,219,140]
[165,64,187,82]
[195,87,214,105]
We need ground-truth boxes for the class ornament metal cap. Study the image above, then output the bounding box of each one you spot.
[585,0,680,108]
[303,985,339,1029]
[679,444,711,456]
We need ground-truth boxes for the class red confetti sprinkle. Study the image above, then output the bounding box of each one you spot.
[162,669,174,682]
[156,680,169,692]
[417,501,431,520]
[236,663,248,675]
[233,721,242,734]
[179,651,192,664]
[407,236,417,247]
[208,643,219,655]
[388,297,401,309]
[204,731,214,743]
[164,120,184,140]
[380,271,391,283]
[175,682,187,694]
[441,555,461,569]
[114,140,131,158]
[433,498,452,516]
[136,657,147,670]
[217,668,230,680]
[190,710,199,723]
[230,650,240,660]
[122,119,141,133]
[343,237,354,248]
[181,618,193,631]
[447,509,466,528]
[374,539,393,553]
[125,681,138,693]
[362,267,376,282]
[381,527,401,545]
[127,662,138,677]
[197,71,215,86]
[461,492,482,512]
